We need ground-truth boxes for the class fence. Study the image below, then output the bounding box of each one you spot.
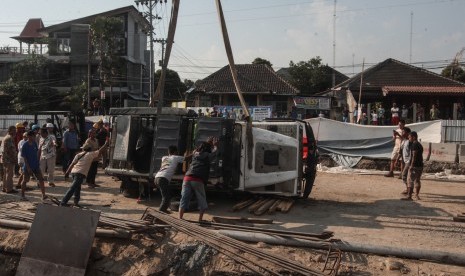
[0,115,65,130]
[441,120,465,143]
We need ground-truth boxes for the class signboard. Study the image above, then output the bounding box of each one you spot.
[293,96,331,110]
[187,106,272,121]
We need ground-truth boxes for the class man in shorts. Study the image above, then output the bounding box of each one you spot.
[179,138,218,221]
[402,131,424,200]
[385,120,405,177]
[20,131,47,201]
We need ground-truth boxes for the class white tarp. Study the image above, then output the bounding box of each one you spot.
[305,118,442,166]
[306,118,442,143]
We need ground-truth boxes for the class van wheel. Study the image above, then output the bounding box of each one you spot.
[302,166,317,198]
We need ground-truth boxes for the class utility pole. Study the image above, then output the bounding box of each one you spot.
[409,11,413,64]
[154,38,167,107]
[87,25,92,111]
[135,0,164,107]
[332,0,337,87]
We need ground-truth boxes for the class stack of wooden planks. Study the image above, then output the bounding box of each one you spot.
[232,197,295,216]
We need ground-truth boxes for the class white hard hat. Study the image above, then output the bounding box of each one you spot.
[102,119,109,124]
[46,123,54,128]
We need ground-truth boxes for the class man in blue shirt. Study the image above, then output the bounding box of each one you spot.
[62,121,80,177]
[20,130,47,201]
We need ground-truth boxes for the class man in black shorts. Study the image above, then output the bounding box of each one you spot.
[402,131,423,200]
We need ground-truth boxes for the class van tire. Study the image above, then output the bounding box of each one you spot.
[302,166,316,198]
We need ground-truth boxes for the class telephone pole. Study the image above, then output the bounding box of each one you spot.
[135,0,164,106]
[154,38,167,107]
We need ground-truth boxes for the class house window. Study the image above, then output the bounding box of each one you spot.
[57,38,71,53]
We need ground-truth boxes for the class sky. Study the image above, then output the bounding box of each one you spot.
[1,0,465,81]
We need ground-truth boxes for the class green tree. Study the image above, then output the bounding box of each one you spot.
[0,54,64,113]
[288,56,333,95]
[252,57,273,67]
[154,69,187,103]
[441,63,465,83]
[184,79,195,88]
[91,16,125,108]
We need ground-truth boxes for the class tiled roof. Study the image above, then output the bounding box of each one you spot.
[11,18,45,40]
[336,58,465,90]
[382,86,465,95]
[277,66,349,85]
[195,64,299,95]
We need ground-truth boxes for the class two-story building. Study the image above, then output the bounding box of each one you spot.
[0,6,150,112]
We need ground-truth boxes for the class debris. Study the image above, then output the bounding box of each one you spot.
[16,204,100,276]
[170,242,217,275]
[385,259,404,270]
[143,208,327,276]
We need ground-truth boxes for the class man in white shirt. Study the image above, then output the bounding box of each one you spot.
[154,145,184,212]
[60,141,108,206]
[39,127,57,187]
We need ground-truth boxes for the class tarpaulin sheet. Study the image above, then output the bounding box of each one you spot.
[305,118,442,166]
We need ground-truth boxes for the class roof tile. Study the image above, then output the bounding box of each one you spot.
[195,64,298,95]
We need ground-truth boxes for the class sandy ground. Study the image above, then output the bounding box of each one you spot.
[1,167,465,275]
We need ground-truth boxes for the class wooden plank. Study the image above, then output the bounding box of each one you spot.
[267,200,281,215]
[281,200,295,213]
[254,199,277,216]
[276,200,288,212]
[232,198,256,212]
[212,216,273,224]
[247,199,266,213]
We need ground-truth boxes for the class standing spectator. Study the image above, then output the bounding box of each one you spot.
[210,107,218,117]
[20,131,47,201]
[360,113,368,125]
[1,126,18,193]
[458,103,465,120]
[385,120,405,177]
[239,109,246,120]
[353,105,358,123]
[402,131,424,200]
[95,120,109,169]
[401,105,409,121]
[342,107,349,123]
[229,109,236,120]
[205,108,210,117]
[391,103,400,125]
[60,141,108,207]
[222,108,229,119]
[179,138,218,221]
[16,133,28,189]
[92,98,105,115]
[38,128,56,187]
[62,121,80,177]
[377,105,385,125]
[197,109,204,117]
[154,145,184,212]
[400,127,412,195]
[430,104,440,120]
[14,123,25,177]
[371,109,378,125]
[84,129,99,188]
[416,104,425,122]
